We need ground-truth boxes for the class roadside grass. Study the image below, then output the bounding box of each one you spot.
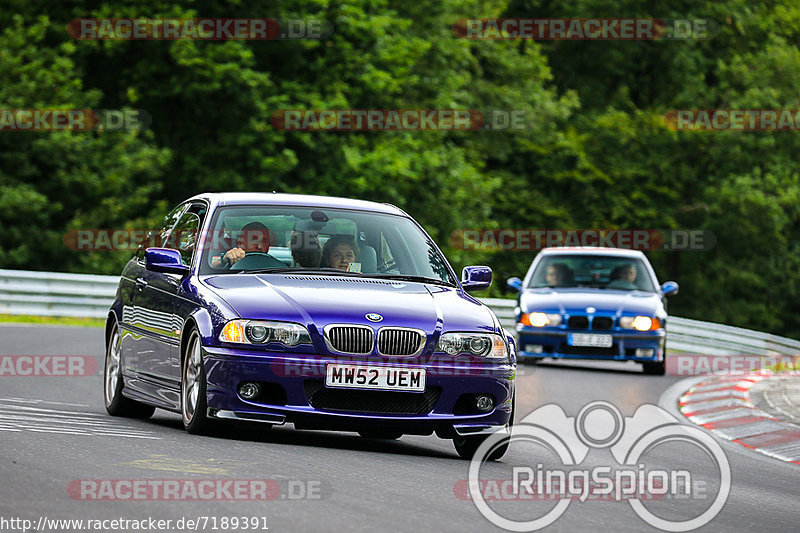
[768,357,800,373]
[0,314,105,328]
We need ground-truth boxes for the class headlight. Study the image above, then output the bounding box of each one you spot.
[220,320,312,346]
[436,333,508,359]
[619,316,661,331]
[520,312,562,327]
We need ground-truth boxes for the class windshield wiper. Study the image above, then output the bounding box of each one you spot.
[238,267,359,276]
[370,274,454,286]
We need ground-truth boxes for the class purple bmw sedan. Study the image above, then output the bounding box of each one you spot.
[104,193,515,459]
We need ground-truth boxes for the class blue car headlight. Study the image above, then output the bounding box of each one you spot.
[619,316,662,331]
[220,319,312,346]
[436,333,508,359]
[520,312,562,327]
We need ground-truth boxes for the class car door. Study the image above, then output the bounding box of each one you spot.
[121,203,186,384]
[167,203,208,381]
[128,204,190,397]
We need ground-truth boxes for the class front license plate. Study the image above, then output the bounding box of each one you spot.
[325,364,426,392]
[567,333,613,348]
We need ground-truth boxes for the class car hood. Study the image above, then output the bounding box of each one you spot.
[201,274,497,334]
[520,288,664,317]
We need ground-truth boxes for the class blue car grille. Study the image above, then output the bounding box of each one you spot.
[377,328,425,356]
[326,326,374,354]
[304,380,441,415]
[592,317,614,330]
[568,316,589,329]
[567,315,614,330]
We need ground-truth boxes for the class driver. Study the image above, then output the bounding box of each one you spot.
[216,222,271,268]
[545,263,571,287]
[607,263,639,289]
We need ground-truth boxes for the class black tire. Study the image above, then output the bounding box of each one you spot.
[104,320,155,419]
[358,430,403,440]
[181,329,216,434]
[453,396,515,460]
[642,360,666,375]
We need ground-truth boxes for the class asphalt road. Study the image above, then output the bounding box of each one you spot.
[0,324,797,533]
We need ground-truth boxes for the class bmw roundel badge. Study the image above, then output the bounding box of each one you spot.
[366,313,383,322]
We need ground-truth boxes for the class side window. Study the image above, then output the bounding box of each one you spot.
[168,211,202,266]
[136,204,186,259]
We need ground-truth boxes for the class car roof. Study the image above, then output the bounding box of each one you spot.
[539,247,646,258]
[186,192,407,216]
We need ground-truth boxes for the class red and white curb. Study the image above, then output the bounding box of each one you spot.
[679,371,800,465]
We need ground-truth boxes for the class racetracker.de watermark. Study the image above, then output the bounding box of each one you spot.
[269,109,527,131]
[68,479,327,501]
[667,354,800,376]
[449,229,714,252]
[453,18,716,40]
[666,109,800,131]
[67,18,331,40]
[0,109,150,132]
[465,401,730,531]
[0,356,98,377]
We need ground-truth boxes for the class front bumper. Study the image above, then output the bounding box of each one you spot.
[202,346,515,436]
[516,326,665,362]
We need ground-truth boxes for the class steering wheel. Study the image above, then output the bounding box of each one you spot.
[229,252,285,270]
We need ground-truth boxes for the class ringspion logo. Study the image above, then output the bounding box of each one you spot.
[466,402,730,531]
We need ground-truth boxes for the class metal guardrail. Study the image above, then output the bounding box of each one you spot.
[1,269,799,356]
[0,269,118,318]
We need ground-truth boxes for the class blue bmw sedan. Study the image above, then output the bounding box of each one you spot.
[507,247,678,374]
[104,193,515,459]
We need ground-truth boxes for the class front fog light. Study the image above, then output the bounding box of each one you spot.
[239,382,260,400]
[635,348,654,357]
[475,395,494,412]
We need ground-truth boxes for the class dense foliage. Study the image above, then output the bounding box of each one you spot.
[1,0,799,337]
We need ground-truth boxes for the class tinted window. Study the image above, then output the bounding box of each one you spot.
[136,203,186,259]
[169,211,202,265]
[529,254,656,292]
[199,205,455,285]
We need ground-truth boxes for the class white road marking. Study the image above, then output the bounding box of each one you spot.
[0,401,160,439]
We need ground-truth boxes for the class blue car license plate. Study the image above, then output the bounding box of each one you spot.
[567,333,613,348]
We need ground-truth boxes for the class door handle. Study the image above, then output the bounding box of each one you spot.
[135,277,148,290]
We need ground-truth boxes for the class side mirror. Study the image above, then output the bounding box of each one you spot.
[661,281,679,297]
[461,266,492,292]
[145,248,190,276]
[507,277,523,292]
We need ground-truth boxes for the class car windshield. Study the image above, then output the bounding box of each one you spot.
[528,254,657,292]
[199,205,456,285]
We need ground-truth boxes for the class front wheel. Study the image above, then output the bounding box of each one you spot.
[181,329,216,434]
[642,359,666,375]
[104,320,155,419]
[453,396,515,460]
